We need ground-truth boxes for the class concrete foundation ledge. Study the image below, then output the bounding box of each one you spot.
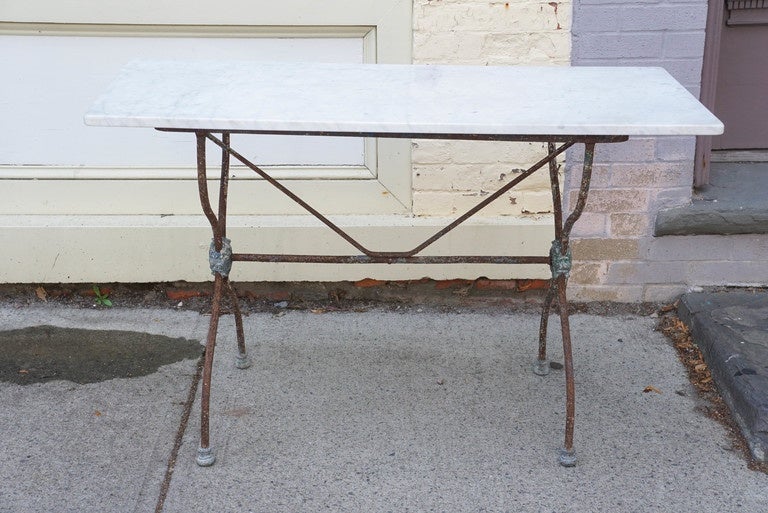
[654,206,768,236]
[655,163,768,236]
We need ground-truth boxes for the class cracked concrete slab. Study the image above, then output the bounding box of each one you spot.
[0,307,206,513]
[1,305,767,512]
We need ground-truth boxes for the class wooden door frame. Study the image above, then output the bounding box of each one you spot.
[695,0,725,187]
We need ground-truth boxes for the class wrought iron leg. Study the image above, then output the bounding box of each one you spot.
[534,283,557,376]
[194,131,243,466]
[534,142,595,467]
[534,143,565,376]
[225,278,250,369]
[545,238,577,467]
[555,272,577,467]
[197,273,223,467]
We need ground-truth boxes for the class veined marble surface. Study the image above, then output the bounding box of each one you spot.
[85,61,723,136]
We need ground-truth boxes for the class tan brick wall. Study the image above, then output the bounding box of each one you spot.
[412,0,572,216]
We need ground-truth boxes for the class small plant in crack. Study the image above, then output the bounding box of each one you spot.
[93,286,113,307]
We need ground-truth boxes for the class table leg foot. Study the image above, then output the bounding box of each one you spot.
[196,446,216,467]
[558,448,576,467]
[532,358,551,376]
[235,353,252,369]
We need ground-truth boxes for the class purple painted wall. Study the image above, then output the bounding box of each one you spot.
[713,19,768,149]
[570,0,708,219]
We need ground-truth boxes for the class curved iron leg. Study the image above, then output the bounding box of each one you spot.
[197,273,224,467]
[224,278,250,369]
[534,281,557,376]
[535,141,563,377]
[555,273,577,467]
[550,141,593,467]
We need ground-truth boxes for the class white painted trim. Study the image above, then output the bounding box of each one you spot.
[0,0,414,63]
[0,179,412,215]
[0,165,375,181]
[0,23,375,38]
[0,215,553,283]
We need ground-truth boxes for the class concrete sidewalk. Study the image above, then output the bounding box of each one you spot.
[1,305,766,512]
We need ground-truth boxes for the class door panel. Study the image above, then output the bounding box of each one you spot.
[1,33,365,168]
[712,4,768,150]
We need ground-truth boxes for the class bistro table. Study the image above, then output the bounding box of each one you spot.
[85,61,722,467]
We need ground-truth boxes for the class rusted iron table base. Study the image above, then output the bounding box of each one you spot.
[182,129,628,468]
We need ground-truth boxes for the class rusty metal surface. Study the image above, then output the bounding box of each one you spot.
[231,254,549,265]
[204,132,574,259]
[199,273,222,454]
[190,128,622,468]
[159,127,627,144]
[195,133,220,246]
[194,134,244,466]
[562,143,596,248]
[224,278,247,365]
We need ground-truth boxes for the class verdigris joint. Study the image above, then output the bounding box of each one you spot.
[209,237,233,277]
[550,240,572,279]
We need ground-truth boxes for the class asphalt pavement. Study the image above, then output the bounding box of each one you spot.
[1,304,766,512]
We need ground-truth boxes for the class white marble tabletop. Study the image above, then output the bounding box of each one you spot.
[85,60,723,137]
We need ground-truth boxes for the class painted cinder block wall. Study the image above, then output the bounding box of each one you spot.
[568,0,768,301]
